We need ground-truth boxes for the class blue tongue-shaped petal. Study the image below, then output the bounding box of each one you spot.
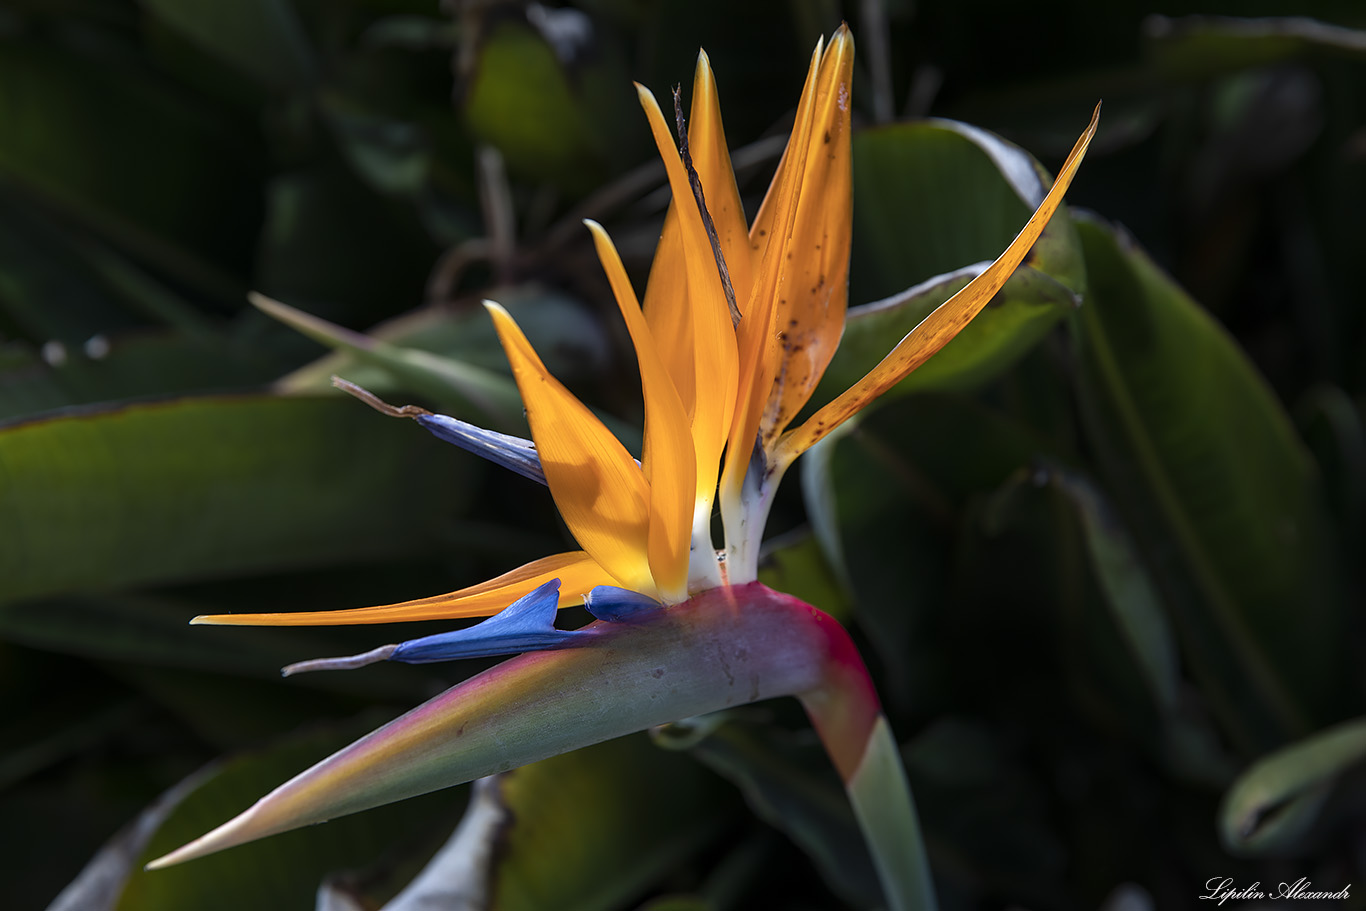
[584,585,662,621]
[415,413,546,486]
[391,579,583,663]
[281,579,588,676]
[331,377,548,485]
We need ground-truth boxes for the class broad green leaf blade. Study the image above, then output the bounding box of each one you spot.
[0,202,144,345]
[0,334,288,422]
[462,19,631,194]
[1220,716,1366,856]
[116,720,460,911]
[807,118,1089,420]
[328,735,730,911]
[757,531,852,625]
[0,593,428,701]
[1070,214,1347,752]
[253,163,438,325]
[800,394,1053,709]
[49,757,213,911]
[487,735,731,911]
[814,263,1078,405]
[321,102,434,199]
[636,897,714,911]
[850,120,1086,308]
[0,685,136,792]
[658,717,881,907]
[0,395,466,604]
[1149,15,1366,81]
[0,40,260,299]
[1295,384,1366,544]
[278,288,607,390]
[252,294,525,425]
[271,287,610,426]
[903,720,1067,899]
[1040,468,1181,713]
[1010,465,1235,786]
[142,0,317,90]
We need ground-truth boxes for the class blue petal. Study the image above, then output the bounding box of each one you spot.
[389,579,589,664]
[583,585,662,621]
[415,413,546,485]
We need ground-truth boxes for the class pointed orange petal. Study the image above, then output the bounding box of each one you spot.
[487,302,657,595]
[757,26,854,445]
[637,84,739,522]
[585,220,695,602]
[190,552,612,625]
[641,53,752,415]
[778,103,1102,465]
[721,39,823,503]
[641,208,695,416]
[688,50,753,308]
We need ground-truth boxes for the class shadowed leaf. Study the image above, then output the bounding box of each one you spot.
[0,395,465,604]
[1071,214,1347,752]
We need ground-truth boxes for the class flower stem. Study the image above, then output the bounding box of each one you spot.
[796,611,938,911]
[844,716,938,911]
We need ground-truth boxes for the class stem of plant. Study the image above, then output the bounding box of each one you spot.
[799,622,938,911]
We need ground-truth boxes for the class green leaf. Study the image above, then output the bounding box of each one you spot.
[996,465,1235,786]
[252,294,526,425]
[0,333,288,422]
[1039,468,1182,713]
[635,897,715,911]
[1148,15,1366,81]
[141,0,317,90]
[658,718,880,907]
[0,395,466,603]
[0,690,139,791]
[756,531,851,625]
[800,394,1053,710]
[0,40,260,299]
[903,719,1067,899]
[462,20,631,194]
[275,285,608,401]
[0,202,140,345]
[113,720,460,911]
[1220,716,1366,856]
[487,735,731,911]
[323,735,730,910]
[828,120,1086,408]
[850,120,1086,307]
[1295,384,1366,545]
[254,163,437,324]
[323,103,434,198]
[0,592,429,701]
[815,263,1078,405]
[1070,214,1347,752]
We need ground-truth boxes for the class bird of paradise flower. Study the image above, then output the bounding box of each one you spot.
[150,25,1097,911]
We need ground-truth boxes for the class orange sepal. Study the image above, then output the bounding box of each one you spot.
[190,552,612,625]
[777,102,1102,466]
[586,220,695,602]
[721,38,823,502]
[486,302,657,596]
[637,85,740,519]
[754,25,854,446]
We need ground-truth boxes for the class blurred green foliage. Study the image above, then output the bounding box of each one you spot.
[2,1,1363,909]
